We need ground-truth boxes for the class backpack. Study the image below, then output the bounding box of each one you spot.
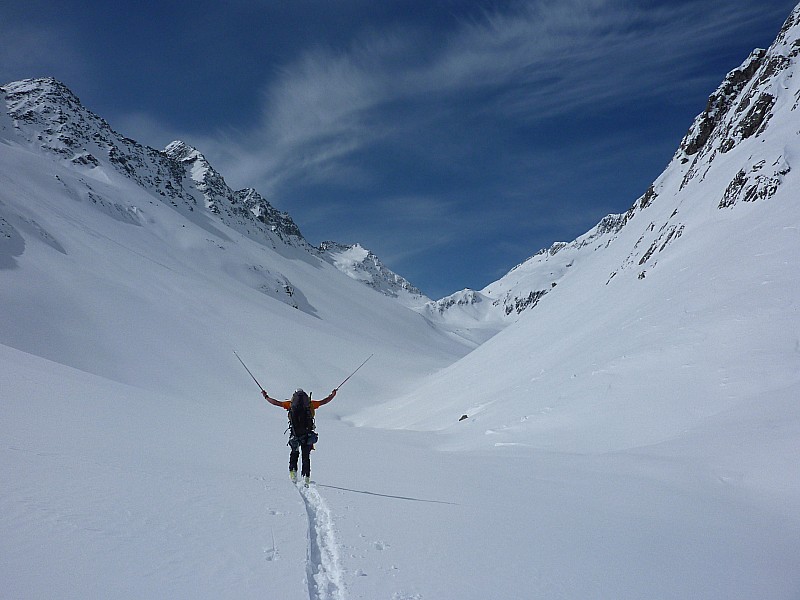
[288,390,314,439]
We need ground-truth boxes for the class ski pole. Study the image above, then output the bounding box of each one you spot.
[233,350,265,393]
[335,353,374,390]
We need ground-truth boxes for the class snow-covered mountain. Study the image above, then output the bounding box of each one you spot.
[2,5,800,599]
[319,241,430,308]
[1,76,423,308]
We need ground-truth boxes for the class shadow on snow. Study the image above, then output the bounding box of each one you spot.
[316,484,459,505]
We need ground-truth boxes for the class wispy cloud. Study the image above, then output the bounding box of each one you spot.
[176,0,791,296]
[215,0,781,199]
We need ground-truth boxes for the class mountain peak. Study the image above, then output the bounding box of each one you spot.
[319,241,429,306]
[233,187,305,242]
[164,139,219,200]
[677,49,767,158]
[3,76,81,106]
[771,2,800,53]
[469,2,800,326]
[164,140,203,162]
[676,5,800,168]
[2,76,106,156]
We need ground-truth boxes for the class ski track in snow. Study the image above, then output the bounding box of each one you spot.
[299,484,346,600]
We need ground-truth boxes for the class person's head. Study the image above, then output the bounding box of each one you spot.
[292,388,309,403]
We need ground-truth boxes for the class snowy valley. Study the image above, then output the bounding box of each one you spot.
[2,4,800,600]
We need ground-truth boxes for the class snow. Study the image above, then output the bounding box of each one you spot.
[3,9,800,597]
[320,241,431,310]
[4,343,798,599]
[330,243,371,277]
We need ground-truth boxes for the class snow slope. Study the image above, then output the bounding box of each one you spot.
[3,4,800,599]
[348,6,800,595]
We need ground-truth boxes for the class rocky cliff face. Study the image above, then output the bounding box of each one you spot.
[674,13,798,197]
[163,140,311,250]
[234,188,305,243]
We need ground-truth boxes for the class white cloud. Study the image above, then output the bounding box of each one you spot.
[216,0,779,199]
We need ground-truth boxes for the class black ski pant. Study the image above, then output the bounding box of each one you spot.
[289,442,312,477]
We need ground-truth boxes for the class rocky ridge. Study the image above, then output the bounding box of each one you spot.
[319,242,429,308]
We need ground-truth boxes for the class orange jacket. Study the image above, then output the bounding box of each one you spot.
[262,389,337,412]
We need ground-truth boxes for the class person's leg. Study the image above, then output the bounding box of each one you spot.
[289,448,299,474]
[300,444,312,478]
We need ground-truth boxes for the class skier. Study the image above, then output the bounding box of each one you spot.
[262,387,337,486]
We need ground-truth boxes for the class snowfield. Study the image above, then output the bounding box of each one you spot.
[3,4,800,599]
[3,342,798,599]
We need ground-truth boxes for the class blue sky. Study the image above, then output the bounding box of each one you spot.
[2,0,796,298]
